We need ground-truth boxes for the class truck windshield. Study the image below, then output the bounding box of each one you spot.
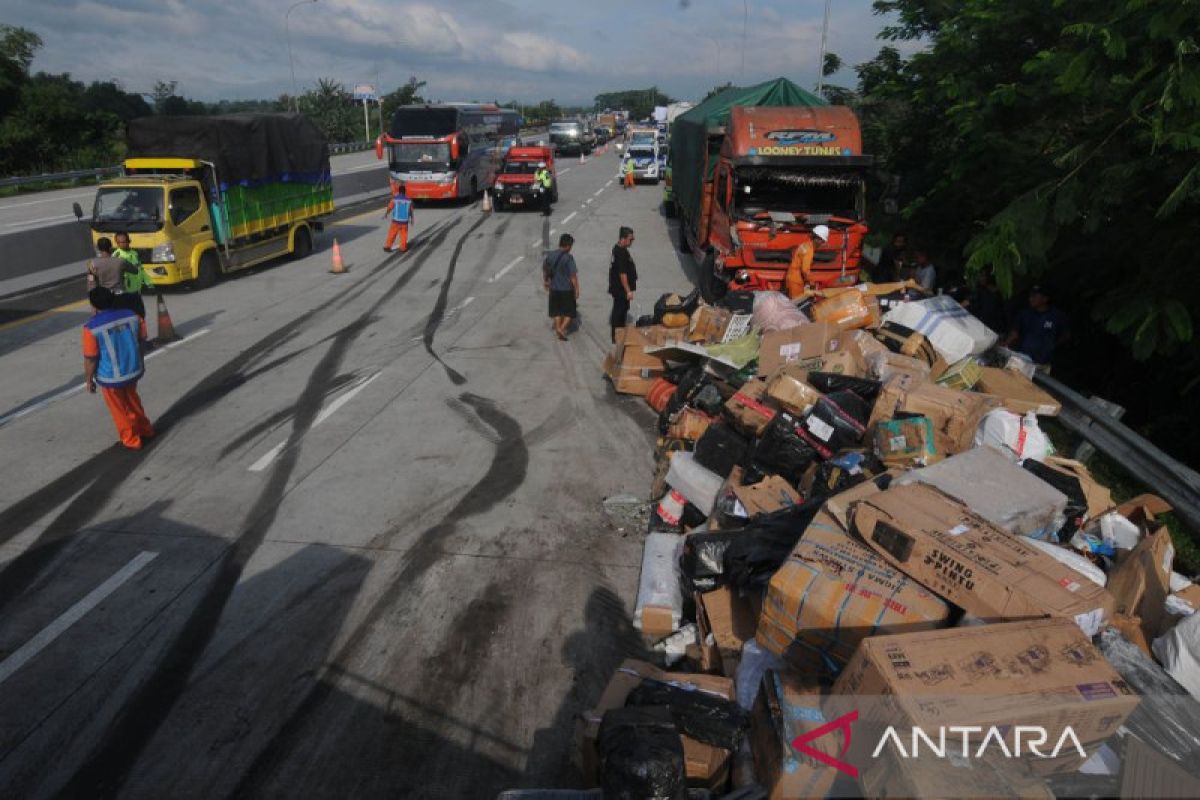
[630,133,656,146]
[734,168,863,221]
[389,141,451,169]
[629,148,655,159]
[502,161,539,174]
[550,123,580,136]
[92,187,164,233]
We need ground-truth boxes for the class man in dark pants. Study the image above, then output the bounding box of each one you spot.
[543,233,579,341]
[608,226,637,342]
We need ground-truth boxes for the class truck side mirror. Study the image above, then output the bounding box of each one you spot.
[72,202,84,221]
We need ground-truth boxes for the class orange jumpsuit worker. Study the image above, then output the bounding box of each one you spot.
[622,157,636,189]
[784,224,829,298]
[82,286,155,450]
[383,184,414,252]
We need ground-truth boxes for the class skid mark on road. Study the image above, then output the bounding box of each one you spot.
[422,216,489,386]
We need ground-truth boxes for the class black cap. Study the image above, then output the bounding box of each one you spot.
[1029,284,1048,296]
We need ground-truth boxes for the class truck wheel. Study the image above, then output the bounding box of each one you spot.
[699,252,726,303]
[663,200,676,218]
[291,226,312,260]
[677,223,690,254]
[470,178,479,199]
[194,251,220,289]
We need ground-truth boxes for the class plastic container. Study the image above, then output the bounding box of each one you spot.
[665,451,725,515]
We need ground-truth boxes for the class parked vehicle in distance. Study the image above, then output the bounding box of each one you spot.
[548,119,595,155]
[492,145,557,212]
[376,103,520,200]
[593,127,610,145]
[626,143,660,183]
[75,113,333,289]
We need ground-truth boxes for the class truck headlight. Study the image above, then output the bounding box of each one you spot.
[494,183,504,191]
[151,243,175,263]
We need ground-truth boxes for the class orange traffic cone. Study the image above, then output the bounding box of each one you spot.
[481,189,493,213]
[155,293,179,343]
[579,151,586,164]
[330,238,346,274]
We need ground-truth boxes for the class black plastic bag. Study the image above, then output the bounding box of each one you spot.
[796,390,869,460]
[680,532,735,594]
[1022,460,1088,542]
[659,367,711,433]
[808,450,885,502]
[694,423,750,479]
[749,412,818,483]
[598,706,687,800]
[718,290,755,314]
[636,314,657,327]
[653,289,701,322]
[806,372,882,403]
[691,384,725,416]
[627,677,751,752]
[723,499,822,588]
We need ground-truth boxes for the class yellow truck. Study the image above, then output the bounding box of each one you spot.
[74,114,333,288]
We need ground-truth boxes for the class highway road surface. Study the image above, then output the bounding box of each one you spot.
[0,150,687,798]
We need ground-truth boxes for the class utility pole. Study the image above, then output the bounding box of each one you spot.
[741,0,748,81]
[816,0,832,95]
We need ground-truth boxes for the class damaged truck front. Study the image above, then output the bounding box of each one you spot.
[671,79,872,300]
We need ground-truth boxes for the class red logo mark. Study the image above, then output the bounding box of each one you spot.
[791,709,859,778]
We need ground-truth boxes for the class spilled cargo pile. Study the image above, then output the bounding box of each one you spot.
[578,284,1200,798]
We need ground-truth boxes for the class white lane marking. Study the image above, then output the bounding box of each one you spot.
[489,256,524,283]
[593,188,605,197]
[0,551,158,686]
[248,371,381,472]
[0,190,94,210]
[441,296,475,321]
[530,237,541,247]
[144,327,210,360]
[5,213,76,228]
[549,228,557,237]
[585,199,593,205]
[561,212,577,225]
[0,328,209,429]
[558,168,572,175]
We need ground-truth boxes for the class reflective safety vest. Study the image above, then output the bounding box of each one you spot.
[83,309,145,388]
[535,169,552,188]
[623,159,635,174]
[114,247,154,293]
[390,196,412,223]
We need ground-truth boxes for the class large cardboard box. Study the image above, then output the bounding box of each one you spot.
[731,475,803,518]
[898,381,995,456]
[579,659,735,788]
[688,304,733,343]
[852,483,1116,635]
[765,372,821,416]
[697,586,761,673]
[975,366,1062,416]
[750,671,838,800]
[604,325,681,395]
[874,415,939,466]
[828,619,1139,778]
[1107,528,1174,642]
[758,511,951,671]
[758,322,842,377]
[724,379,779,436]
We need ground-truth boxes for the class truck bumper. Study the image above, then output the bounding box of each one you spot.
[145,262,190,286]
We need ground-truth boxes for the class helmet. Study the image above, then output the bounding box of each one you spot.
[812,224,830,241]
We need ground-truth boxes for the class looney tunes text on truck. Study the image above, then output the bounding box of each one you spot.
[75,113,333,289]
[670,78,872,300]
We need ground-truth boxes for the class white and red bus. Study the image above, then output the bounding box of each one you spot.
[375,103,521,200]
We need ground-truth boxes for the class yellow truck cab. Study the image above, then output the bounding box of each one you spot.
[77,114,333,288]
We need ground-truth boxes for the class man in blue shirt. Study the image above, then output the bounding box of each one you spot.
[1007,285,1070,371]
[543,233,579,341]
[383,183,414,253]
[82,287,154,449]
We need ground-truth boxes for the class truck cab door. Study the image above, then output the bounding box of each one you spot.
[709,163,734,255]
[167,184,214,278]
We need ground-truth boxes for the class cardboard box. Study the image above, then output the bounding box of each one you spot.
[866,350,931,385]
[758,322,841,377]
[579,661,735,788]
[827,619,1139,776]
[688,304,732,343]
[724,379,778,436]
[823,471,899,531]
[812,291,874,331]
[975,366,1062,416]
[851,483,1116,635]
[765,372,821,416]
[731,475,802,518]
[1121,732,1200,799]
[666,407,716,441]
[758,511,951,671]
[750,671,838,800]
[874,415,939,466]
[859,737,1055,799]
[697,586,761,673]
[604,326,681,395]
[936,357,983,391]
[1107,528,1174,642]
[603,352,665,395]
[898,380,995,456]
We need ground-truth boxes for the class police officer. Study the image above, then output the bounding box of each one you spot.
[112,231,153,318]
[533,162,553,214]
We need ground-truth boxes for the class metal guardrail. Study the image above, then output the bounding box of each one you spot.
[1035,372,1200,533]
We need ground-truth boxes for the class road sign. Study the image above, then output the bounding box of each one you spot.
[352,83,378,102]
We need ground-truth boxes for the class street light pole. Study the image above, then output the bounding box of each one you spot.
[816,0,832,95]
[741,0,748,81]
[285,0,318,113]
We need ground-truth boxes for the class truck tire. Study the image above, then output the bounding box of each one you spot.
[677,222,691,254]
[193,250,220,290]
[699,251,726,303]
[663,199,676,218]
[291,225,312,260]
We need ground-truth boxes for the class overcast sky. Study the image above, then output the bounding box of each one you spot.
[3,0,904,105]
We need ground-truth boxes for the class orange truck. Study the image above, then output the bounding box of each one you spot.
[491,145,557,212]
[670,78,873,299]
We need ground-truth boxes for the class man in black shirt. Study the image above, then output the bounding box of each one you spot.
[608,226,637,342]
[871,231,907,284]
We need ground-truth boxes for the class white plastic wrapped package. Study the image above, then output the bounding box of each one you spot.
[664,451,724,516]
[633,532,684,634]
[975,409,1053,462]
[1092,512,1141,550]
[734,639,784,711]
[882,295,998,364]
[1025,537,1107,587]
[895,446,1067,539]
[751,290,809,333]
[1152,611,1200,701]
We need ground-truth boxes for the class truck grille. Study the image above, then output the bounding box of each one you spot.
[752,249,794,264]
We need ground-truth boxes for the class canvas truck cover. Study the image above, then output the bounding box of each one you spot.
[670,77,826,224]
[126,113,331,188]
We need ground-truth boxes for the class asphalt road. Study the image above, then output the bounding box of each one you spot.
[0,150,692,798]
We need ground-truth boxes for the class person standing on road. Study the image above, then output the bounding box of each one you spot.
[543,233,579,341]
[622,156,636,190]
[86,237,138,309]
[1006,285,1070,372]
[112,232,153,319]
[608,226,638,342]
[383,183,414,253]
[534,162,554,215]
[82,286,155,450]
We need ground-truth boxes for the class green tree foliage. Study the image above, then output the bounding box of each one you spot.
[516,100,563,125]
[858,0,1200,459]
[382,76,426,110]
[0,24,41,116]
[594,87,673,120]
[297,78,358,143]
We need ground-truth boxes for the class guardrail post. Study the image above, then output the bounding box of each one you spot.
[1073,397,1125,463]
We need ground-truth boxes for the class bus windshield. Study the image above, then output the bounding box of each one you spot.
[92,187,165,233]
[390,142,451,169]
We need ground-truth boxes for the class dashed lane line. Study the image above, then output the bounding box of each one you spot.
[488,256,524,283]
